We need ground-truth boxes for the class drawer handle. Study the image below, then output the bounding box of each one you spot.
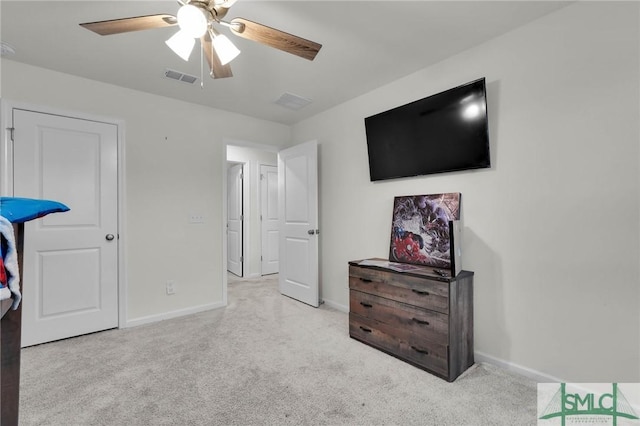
[412,317,430,326]
[411,346,429,355]
[360,302,373,308]
[359,278,372,283]
[411,289,430,296]
[359,326,373,333]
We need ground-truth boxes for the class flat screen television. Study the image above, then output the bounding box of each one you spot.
[364,78,490,181]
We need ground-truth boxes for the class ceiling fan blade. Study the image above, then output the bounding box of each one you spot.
[229,18,321,61]
[200,33,233,79]
[80,14,177,36]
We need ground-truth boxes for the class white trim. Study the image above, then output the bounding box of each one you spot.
[474,350,564,383]
[258,162,266,276]
[240,161,249,276]
[124,302,226,328]
[1,100,122,127]
[0,99,128,330]
[116,120,128,330]
[322,298,348,313]
[0,99,14,195]
[221,143,229,306]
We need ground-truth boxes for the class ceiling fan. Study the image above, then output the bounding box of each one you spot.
[79,0,322,79]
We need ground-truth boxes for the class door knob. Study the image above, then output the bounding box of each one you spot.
[105,234,115,241]
[308,229,315,235]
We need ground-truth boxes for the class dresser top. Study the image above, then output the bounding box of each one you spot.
[349,258,473,282]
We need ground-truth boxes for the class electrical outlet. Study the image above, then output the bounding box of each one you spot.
[166,280,176,295]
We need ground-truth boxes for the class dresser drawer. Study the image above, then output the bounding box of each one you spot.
[349,266,449,314]
[349,290,448,345]
[349,314,448,377]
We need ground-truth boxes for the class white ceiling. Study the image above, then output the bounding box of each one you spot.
[1,1,571,125]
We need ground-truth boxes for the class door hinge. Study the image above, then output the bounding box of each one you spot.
[7,127,15,142]
[260,174,264,180]
[240,256,244,263]
[240,214,244,221]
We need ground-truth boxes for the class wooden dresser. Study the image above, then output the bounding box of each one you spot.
[348,259,474,382]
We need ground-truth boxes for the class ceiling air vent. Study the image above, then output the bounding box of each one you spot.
[274,92,313,110]
[164,68,198,85]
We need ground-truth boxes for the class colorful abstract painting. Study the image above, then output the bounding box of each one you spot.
[389,193,461,269]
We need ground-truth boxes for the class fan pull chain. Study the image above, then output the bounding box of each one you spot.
[200,39,204,89]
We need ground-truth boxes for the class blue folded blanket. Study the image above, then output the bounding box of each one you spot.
[0,197,70,309]
[0,197,70,223]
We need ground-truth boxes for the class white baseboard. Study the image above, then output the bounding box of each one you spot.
[321,298,349,313]
[124,301,226,328]
[475,350,564,383]
[325,305,562,382]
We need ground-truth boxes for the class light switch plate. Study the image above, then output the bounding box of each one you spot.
[189,214,205,224]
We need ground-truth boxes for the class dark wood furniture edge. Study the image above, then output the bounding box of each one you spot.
[1,223,24,426]
[349,333,450,382]
[0,299,12,319]
[447,273,475,381]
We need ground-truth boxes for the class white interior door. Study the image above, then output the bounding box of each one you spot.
[278,141,319,307]
[227,163,243,277]
[260,164,279,275]
[12,108,119,347]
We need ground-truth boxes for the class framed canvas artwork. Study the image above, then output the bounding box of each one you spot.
[389,193,461,270]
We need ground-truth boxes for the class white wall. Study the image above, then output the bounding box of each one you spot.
[292,2,640,382]
[227,145,278,278]
[0,60,290,324]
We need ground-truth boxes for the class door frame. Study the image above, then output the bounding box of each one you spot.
[221,138,279,301]
[0,99,128,328]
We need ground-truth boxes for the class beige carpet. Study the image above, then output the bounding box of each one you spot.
[18,274,538,425]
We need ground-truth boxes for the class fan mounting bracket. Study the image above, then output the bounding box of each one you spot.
[185,0,229,21]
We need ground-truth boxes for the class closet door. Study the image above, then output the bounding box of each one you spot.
[13,108,119,346]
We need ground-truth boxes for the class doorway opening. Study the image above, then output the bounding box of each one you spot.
[222,139,319,308]
[225,143,279,282]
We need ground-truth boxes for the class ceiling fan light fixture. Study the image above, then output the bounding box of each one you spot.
[177,4,209,38]
[165,30,196,61]
[212,33,240,65]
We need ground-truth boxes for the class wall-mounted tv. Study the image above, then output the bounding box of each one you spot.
[364,78,490,181]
